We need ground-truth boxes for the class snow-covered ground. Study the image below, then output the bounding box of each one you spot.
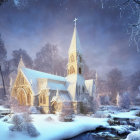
[0,113,108,140]
[126,130,140,140]
[0,105,140,140]
[0,106,10,111]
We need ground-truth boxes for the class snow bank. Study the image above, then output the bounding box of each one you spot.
[0,114,108,140]
[126,130,140,140]
[111,110,138,119]
[0,106,10,111]
[32,115,109,140]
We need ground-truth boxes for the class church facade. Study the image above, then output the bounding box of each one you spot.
[11,22,96,114]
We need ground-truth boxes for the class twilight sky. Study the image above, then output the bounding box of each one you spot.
[0,0,140,77]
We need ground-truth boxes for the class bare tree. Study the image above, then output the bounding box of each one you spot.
[0,0,7,6]
[130,70,140,92]
[0,34,7,99]
[97,0,140,52]
[11,48,33,71]
[107,68,124,104]
[0,34,7,64]
[34,43,66,76]
[117,92,130,109]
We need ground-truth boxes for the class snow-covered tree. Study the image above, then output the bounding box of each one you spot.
[12,49,33,70]
[92,96,100,113]
[34,43,66,76]
[117,92,131,109]
[9,113,40,137]
[9,114,24,131]
[107,68,124,104]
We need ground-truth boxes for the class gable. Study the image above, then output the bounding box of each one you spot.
[11,70,33,97]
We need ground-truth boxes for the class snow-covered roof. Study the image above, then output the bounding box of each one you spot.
[21,68,66,95]
[51,91,71,102]
[85,79,94,87]
[47,80,67,91]
[66,74,85,85]
[85,79,95,96]
[68,26,82,54]
[22,68,66,82]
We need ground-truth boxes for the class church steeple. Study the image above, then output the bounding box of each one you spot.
[67,18,83,76]
[68,18,82,55]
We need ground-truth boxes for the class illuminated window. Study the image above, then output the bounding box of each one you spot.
[40,96,42,103]
[43,95,46,104]
[70,55,74,62]
[70,66,75,74]
[27,93,31,104]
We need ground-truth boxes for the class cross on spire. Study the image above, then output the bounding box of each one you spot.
[74,18,78,27]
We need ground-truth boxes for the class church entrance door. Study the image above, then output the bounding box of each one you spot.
[17,88,27,106]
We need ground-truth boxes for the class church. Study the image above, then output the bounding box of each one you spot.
[11,20,97,114]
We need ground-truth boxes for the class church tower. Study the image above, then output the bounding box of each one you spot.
[66,18,85,101]
[67,19,83,76]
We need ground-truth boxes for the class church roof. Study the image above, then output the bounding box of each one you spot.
[22,68,66,82]
[47,81,66,91]
[68,26,82,54]
[51,92,71,103]
[21,67,66,95]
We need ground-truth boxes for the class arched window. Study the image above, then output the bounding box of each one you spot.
[79,67,81,74]
[70,55,74,62]
[43,94,46,104]
[27,93,31,105]
[70,66,75,74]
[21,92,26,105]
[40,96,42,103]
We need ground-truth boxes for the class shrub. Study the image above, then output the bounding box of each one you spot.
[94,111,107,118]
[58,102,74,122]
[46,116,54,122]
[29,106,40,114]
[10,114,24,131]
[9,113,40,137]
[92,96,100,113]
[22,113,32,122]
[24,123,40,137]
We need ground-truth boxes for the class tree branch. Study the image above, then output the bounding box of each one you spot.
[133,0,140,4]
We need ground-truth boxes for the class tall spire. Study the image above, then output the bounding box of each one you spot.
[18,55,25,70]
[68,18,82,55]
[74,18,78,27]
